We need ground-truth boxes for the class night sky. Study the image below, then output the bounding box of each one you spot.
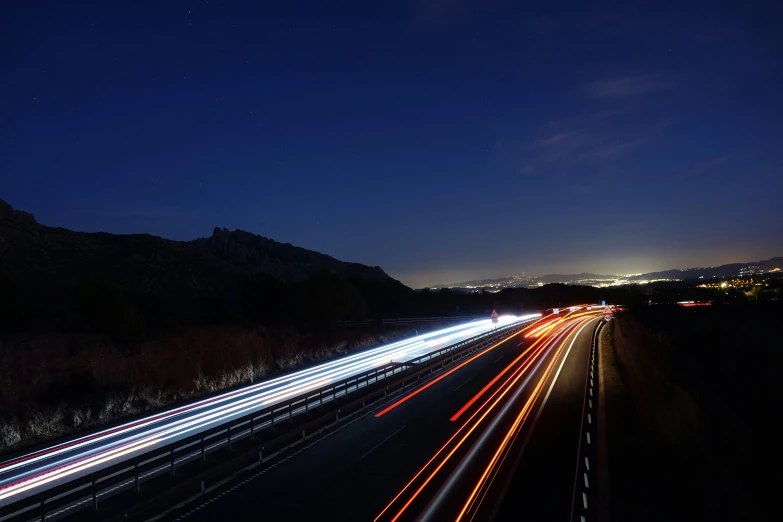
[2,1,781,288]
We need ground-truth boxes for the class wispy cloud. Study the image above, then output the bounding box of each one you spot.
[534,129,584,148]
[586,74,672,99]
[684,155,731,176]
[593,138,648,159]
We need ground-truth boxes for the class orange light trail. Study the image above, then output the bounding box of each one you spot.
[449,324,564,422]
[470,319,595,518]
[374,318,544,418]
[455,318,591,520]
[523,317,560,338]
[375,317,584,522]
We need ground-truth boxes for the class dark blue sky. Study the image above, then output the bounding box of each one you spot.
[2,1,781,287]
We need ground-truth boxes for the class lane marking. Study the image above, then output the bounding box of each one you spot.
[493,355,505,364]
[588,399,592,408]
[585,457,589,471]
[563,318,600,522]
[452,377,473,393]
[588,413,592,424]
[586,432,591,444]
[584,472,589,488]
[583,492,588,509]
[360,425,407,460]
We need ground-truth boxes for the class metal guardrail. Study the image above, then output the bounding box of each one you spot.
[0,317,538,522]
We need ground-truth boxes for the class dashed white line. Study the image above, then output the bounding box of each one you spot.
[588,413,592,424]
[452,377,473,392]
[584,472,590,488]
[586,432,591,444]
[583,491,588,509]
[585,456,590,471]
[589,388,593,397]
[588,399,592,408]
[359,425,406,460]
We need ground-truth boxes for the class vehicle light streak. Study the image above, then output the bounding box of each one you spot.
[449,324,566,422]
[455,317,595,520]
[530,318,564,338]
[473,318,596,518]
[524,317,560,338]
[376,311,602,522]
[375,318,583,522]
[0,439,159,503]
[0,321,506,474]
[374,317,547,418]
[0,315,541,506]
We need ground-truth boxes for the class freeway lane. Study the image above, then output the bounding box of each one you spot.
[377,313,599,521]
[165,311,601,522]
[0,315,539,511]
[493,315,598,522]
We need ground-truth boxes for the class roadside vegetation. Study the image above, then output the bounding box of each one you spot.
[0,321,432,453]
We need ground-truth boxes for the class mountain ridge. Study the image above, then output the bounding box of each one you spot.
[0,199,406,297]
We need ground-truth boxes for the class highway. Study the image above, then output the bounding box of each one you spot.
[0,314,539,513]
[162,308,603,522]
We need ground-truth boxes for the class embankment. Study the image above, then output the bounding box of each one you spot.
[601,303,776,521]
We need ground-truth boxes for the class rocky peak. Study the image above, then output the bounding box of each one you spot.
[0,199,37,225]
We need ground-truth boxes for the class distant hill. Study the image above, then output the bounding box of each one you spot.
[626,258,783,281]
[440,259,782,290]
[0,199,406,297]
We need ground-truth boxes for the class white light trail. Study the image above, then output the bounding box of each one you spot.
[0,314,540,505]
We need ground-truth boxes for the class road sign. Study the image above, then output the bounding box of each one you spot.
[601,300,606,306]
[604,306,612,315]
[553,308,560,315]
[490,309,499,322]
[604,314,612,321]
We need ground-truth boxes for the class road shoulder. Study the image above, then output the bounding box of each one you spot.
[597,320,625,522]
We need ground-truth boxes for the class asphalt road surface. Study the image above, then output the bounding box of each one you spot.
[163,311,601,522]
